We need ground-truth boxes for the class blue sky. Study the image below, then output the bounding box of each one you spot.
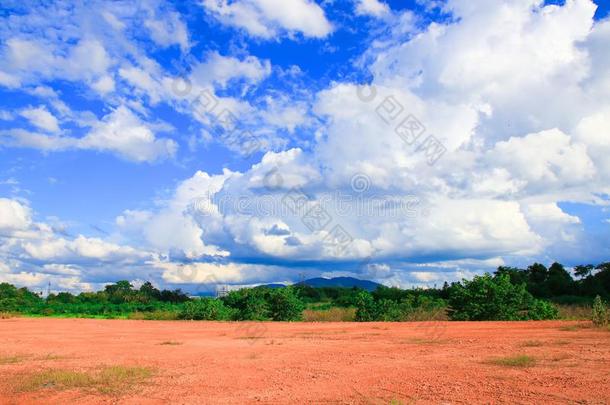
[0,0,609,293]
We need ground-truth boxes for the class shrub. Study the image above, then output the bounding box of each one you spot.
[448,274,532,321]
[178,298,234,320]
[527,299,558,320]
[354,291,378,321]
[222,288,270,320]
[592,295,608,327]
[266,287,304,321]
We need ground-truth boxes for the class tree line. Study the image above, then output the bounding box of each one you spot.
[0,260,608,322]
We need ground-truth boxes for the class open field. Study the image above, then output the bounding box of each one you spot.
[0,318,609,404]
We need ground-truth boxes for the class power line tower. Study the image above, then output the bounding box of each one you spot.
[216,285,229,298]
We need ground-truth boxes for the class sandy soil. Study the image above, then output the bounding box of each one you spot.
[0,318,609,404]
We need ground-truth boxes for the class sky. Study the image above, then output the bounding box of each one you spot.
[0,0,609,294]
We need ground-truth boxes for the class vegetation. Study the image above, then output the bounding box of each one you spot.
[15,366,153,395]
[0,260,608,322]
[592,295,608,327]
[485,355,536,368]
[447,273,558,321]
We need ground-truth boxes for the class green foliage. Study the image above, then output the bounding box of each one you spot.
[222,287,270,320]
[592,295,608,327]
[355,289,446,322]
[222,286,304,321]
[0,282,43,312]
[179,298,234,320]
[266,287,304,321]
[354,291,378,321]
[527,299,559,320]
[448,274,531,321]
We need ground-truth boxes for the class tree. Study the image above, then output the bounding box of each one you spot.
[527,263,550,297]
[179,298,234,320]
[574,264,594,279]
[448,274,532,321]
[267,287,304,321]
[592,295,608,327]
[495,266,527,285]
[222,288,270,320]
[354,291,378,321]
[546,262,574,296]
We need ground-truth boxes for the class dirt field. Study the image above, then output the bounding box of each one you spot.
[0,318,609,404]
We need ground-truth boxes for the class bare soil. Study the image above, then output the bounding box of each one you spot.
[1,318,609,404]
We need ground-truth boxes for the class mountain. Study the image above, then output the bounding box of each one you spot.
[296,277,382,291]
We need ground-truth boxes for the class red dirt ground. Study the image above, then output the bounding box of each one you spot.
[1,318,609,404]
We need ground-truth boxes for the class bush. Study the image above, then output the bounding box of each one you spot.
[527,299,558,320]
[178,298,234,320]
[354,291,378,321]
[448,274,532,321]
[592,295,608,327]
[267,287,304,321]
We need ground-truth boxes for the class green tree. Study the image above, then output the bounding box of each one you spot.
[354,290,378,321]
[267,287,304,321]
[546,262,574,296]
[592,295,608,327]
[448,274,532,321]
[574,264,594,279]
[223,288,270,320]
[179,298,234,320]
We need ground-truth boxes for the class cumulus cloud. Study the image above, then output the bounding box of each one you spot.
[19,106,61,133]
[0,198,153,291]
[355,0,390,17]
[201,0,333,39]
[191,51,271,88]
[1,106,177,163]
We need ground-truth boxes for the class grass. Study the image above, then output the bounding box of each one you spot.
[127,310,180,321]
[158,341,182,346]
[302,307,356,322]
[556,305,592,320]
[404,337,446,345]
[486,355,536,368]
[15,366,154,395]
[519,340,543,347]
[0,311,16,319]
[0,354,28,365]
[558,323,591,331]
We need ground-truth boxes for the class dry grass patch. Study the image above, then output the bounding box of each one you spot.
[404,337,446,345]
[557,305,592,320]
[302,307,356,322]
[559,323,590,332]
[0,354,29,365]
[485,355,536,368]
[15,366,154,395]
[519,340,544,347]
[0,312,16,319]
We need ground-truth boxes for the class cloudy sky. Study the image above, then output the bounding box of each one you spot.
[1,0,609,294]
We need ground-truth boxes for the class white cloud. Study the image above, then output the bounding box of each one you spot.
[355,0,390,17]
[144,11,190,52]
[19,106,61,133]
[0,198,32,232]
[191,51,271,88]
[201,0,333,39]
[80,106,177,162]
[2,107,177,163]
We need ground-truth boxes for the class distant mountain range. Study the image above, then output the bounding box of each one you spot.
[295,277,382,291]
[257,277,382,291]
[193,277,383,296]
